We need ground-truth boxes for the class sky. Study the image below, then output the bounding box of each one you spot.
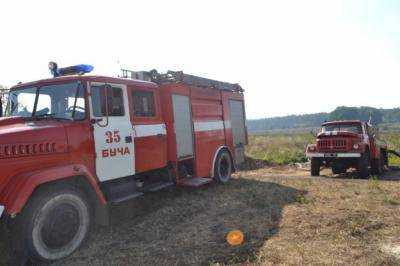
[1,0,400,119]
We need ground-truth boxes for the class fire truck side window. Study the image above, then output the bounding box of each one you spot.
[132,90,155,117]
[91,85,124,117]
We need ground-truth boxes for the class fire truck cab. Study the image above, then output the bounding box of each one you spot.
[0,65,247,262]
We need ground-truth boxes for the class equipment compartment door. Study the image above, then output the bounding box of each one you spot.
[229,100,246,164]
[89,82,135,182]
[172,94,194,158]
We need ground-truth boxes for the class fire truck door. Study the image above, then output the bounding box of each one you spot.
[89,82,135,182]
[172,94,194,158]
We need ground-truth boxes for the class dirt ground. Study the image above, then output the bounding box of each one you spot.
[1,166,400,265]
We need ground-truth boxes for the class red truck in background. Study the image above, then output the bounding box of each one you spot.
[306,120,388,178]
[0,64,247,262]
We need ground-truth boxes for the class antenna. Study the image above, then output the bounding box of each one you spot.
[116,59,122,78]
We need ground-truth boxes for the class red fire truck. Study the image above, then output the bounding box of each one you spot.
[305,120,388,178]
[0,64,247,261]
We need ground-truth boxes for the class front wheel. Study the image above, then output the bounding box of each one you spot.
[358,152,370,179]
[214,149,233,183]
[20,185,91,261]
[310,158,320,176]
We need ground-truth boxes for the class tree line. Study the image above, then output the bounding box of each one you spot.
[247,106,400,133]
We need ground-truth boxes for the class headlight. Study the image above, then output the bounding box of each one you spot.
[309,145,316,151]
[353,144,359,150]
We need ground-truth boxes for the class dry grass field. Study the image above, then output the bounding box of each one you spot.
[1,133,400,265]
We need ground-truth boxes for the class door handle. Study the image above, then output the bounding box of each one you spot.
[90,118,103,124]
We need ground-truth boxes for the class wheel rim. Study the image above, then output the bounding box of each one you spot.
[41,203,80,249]
[32,194,90,260]
[218,154,231,181]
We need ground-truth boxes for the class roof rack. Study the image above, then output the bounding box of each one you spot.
[121,69,243,93]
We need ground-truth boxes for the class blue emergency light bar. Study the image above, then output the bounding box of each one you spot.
[49,62,94,77]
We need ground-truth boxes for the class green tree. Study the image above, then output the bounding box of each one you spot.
[329,106,382,124]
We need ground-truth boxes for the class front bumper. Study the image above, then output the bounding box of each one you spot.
[306,152,361,158]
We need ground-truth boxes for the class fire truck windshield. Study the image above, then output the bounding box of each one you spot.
[5,82,85,120]
[321,124,362,134]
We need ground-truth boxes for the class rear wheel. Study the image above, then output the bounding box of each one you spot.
[18,185,91,262]
[371,155,384,175]
[214,149,233,183]
[358,152,371,179]
[310,158,320,176]
[383,151,389,168]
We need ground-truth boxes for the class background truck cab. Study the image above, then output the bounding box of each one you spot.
[0,65,247,262]
[305,120,388,178]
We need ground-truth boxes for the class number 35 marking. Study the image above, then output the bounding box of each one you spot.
[105,130,121,143]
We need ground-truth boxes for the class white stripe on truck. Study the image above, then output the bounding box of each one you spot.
[194,121,225,132]
[134,124,167,137]
[134,120,233,136]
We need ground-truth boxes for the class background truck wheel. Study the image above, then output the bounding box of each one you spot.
[214,149,233,183]
[371,154,384,175]
[358,152,370,178]
[18,185,91,262]
[310,158,320,176]
[383,150,389,168]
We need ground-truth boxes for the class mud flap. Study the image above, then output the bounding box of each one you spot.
[1,215,30,265]
[94,203,110,227]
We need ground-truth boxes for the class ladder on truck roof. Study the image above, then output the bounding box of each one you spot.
[121,69,243,93]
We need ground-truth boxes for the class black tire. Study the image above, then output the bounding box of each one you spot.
[310,158,320,176]
[358,152,370,179]
[371,156,384,175]
[214,149,233,183]
[17,185,91,262]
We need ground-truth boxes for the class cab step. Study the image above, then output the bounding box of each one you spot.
[179,177,213,187]
[140,181,175,192]
[103,178,143,204]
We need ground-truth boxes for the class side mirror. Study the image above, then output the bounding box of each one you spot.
[90,118,103,124]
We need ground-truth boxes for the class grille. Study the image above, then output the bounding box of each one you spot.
[0,142,57,158]
[318,139,347,151]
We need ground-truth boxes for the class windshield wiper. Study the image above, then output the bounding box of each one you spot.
[35,113,56,118]
[33,113,72,121]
